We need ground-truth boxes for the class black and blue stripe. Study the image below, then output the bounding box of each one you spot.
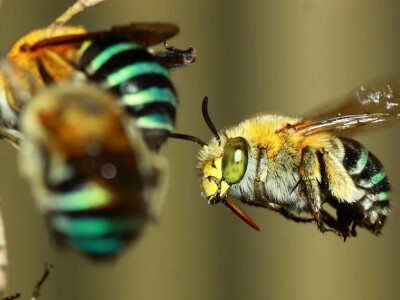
[49,203,146,257]
[339,137,390,234]
[77,38,177,151]
[41,145,149,258]
[341,137,390,201]
[45,174,148,258]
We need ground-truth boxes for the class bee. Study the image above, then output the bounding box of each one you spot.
[171,75,400,239]
[19,82,167,258]
[0,0,197,151]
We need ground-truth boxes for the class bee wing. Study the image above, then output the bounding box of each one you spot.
[146,156,169,220]
[110,23,179,46]
[29,22,179,51]
[123,119,169,219]
[0,56,42,147]
[293,73,400,136]
[0,56,40,106]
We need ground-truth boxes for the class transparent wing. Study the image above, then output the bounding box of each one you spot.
[28,22,179,51]
[0,55,40,106]
[292,73,400,136]
[0,56,41,147]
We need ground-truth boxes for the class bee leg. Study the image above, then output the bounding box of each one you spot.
[146,157,169,221]
[333,202,359,237]
[246,200,314,223]
[0,127,22,149]
[252,144,314,224]
[303,179,333,234]
[351,222,358,237]
[253,144,269,203]
[277,208,315,224]
[154,43,198,71]
[301,147,347,238]
[327,200,361,237]
[304,178,347,238]
[319,209,351,241]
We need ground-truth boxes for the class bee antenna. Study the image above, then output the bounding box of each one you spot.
[202,97,221,144]
[169,133,207,147]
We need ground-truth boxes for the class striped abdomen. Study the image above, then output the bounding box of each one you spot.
[77,38,177,151]
[40,139,150,259]
[336,137,390,234]
[45,170,148,259]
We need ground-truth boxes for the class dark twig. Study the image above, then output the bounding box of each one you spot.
[31,263,53,300]
[0,293,20,300]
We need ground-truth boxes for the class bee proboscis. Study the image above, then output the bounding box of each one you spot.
[172,74,400,239]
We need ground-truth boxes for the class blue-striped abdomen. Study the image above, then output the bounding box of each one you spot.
[77,38,177,151]
[338,137,390,234]
[48,183,147,257]
[19,83,164,259]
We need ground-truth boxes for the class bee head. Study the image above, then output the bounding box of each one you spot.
[200,137,248,200]
[169,96,259,231]
[199,97,249,200]
[200,133,258,231]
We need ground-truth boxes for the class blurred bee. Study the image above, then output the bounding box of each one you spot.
[19,82,167,258]
[172,75,400,239]
[0,0,197,151]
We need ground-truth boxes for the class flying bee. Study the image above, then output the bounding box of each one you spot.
[19,82,167,258]
[0,0,197,151]
[171,74,400,239]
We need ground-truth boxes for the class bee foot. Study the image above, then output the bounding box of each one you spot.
[155,44,198,70]
[316,221,350,240]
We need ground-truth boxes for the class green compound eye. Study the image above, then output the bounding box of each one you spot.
[222,137,248,184]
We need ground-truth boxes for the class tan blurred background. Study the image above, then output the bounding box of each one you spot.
[0,0,400,299]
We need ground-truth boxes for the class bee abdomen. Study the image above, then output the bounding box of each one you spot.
[77,39,177,151]
[340,137,390,233]
[48,184,145,258]
[50,212,144,258]
[341,138,390,196]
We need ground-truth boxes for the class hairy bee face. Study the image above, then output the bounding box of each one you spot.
[199,130,252,204]
[198,136,224,202]
[196,121,266,231]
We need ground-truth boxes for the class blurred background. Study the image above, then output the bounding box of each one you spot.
[0,0,400,299]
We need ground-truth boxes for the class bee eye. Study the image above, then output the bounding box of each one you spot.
[222,137,248,184]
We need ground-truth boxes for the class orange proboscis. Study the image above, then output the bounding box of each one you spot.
[222,197,260,231]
